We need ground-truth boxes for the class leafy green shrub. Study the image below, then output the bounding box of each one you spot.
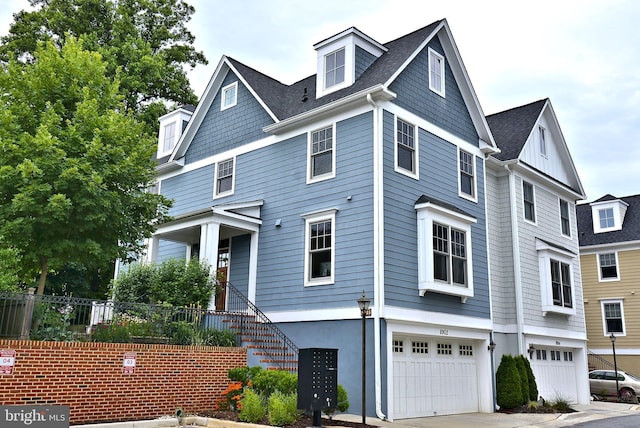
[30,303,75,341]
[111,258,213,307]
[268,391,300,426]
[91,323,131,343]
[496,354,523,409]
[239,389,266,423]
[228,366,263,386]
[252,369,298,397]
[515,355,530,405]
[195,328,237,346]
[323,384,349,419]
[521,355,538,401]
[169,320,195,345]
[550,396,572,412]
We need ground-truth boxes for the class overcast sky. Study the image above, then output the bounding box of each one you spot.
[1,0,638,202]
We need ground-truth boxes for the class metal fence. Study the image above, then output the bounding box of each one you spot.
[0,289,238,345]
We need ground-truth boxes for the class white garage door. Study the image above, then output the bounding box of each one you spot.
[529,347,578,403]
[392,336,479,419]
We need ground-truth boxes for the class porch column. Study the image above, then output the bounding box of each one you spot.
[200,222,221,310]
[247,230,259,303]
[146,236,159,263]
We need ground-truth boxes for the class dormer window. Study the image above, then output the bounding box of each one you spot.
[325,48,345,88]
[163,122,176,153]
[314,27,386,98]
[590,198,627,233]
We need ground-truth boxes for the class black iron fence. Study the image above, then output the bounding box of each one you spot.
[0,288,238,345]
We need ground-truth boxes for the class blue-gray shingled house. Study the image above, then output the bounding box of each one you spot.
[143,19,507,419]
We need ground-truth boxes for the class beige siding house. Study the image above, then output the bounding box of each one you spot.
[577,195,640,376]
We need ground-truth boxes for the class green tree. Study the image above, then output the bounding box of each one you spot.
[0,37,172,295]
[496,354,523,409]
[1,0,207,133]
[0,244,23,292]
[515,355,530,405]
[520,355,539,401]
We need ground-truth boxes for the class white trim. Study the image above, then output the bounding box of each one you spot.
[301,209,337,287]
[220,81,238,111]
[213,157,236,199]
[458,148,477,202]
[600,298,626,336]
[428,47,445,97]
[394,115,419,179]
[306,123,336,183]
[384,306,492,331]
[415,202,476,301]
[597,251,620,282]
[536,239,577,316]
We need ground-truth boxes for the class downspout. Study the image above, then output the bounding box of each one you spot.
[367,93,387,421]
[505,164,525,354]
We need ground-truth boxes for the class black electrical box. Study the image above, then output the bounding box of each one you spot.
[297,348,338,412]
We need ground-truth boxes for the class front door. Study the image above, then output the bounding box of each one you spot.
[215,239,230,311]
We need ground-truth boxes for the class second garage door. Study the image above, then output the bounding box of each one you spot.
[529,347,578,403]
[392,336,479,419]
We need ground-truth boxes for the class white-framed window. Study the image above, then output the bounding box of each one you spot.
[214,158,235,198]
[221,81,238,110]
[428,47,445,97]
[598,252,619,281]
[559,199,571,237]
[538,125,547,157]
[302,209,337,286]
[458,149,476,200]
[523,181,536,223]
[599,208,615,229]
[536,239,576,316]
[395,117,418,178]
[325,48,345,89]
[416,198,476,302]
[162,122,176,153]
[601,299,625,336]
[307,125,335,182]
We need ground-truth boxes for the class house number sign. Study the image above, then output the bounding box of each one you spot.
[122,352,136,375]
[0,349,16,375]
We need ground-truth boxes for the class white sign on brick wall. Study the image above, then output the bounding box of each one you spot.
[122,352,136,375]
[0,349,16,375]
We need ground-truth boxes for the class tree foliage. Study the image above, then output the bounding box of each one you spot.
[1,0,207,133]
[0,37,172,294]
[496,354,523,409]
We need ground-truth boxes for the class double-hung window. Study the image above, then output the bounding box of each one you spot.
[536,239,576,316]
[325,48,345,89]
[308,125,334,182]
[396,118,418,177]
[559,199,571,236]
[416,198,476,302]
[428,47,445,97]
[523,181,536,222]
[303,209,336,286]
[601,300,625,335]
[598,252,619,280]
[221,81,238,110]
[459,149,475,199]
[214,158,234,197]
[550,259,572,309]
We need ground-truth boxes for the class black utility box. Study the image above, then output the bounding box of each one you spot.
[297,348,338,412]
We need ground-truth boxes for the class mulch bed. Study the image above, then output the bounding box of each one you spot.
[203,411,377,428]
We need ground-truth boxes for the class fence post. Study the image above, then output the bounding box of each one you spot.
[20,288,36,340]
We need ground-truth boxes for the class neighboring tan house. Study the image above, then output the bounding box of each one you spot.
[143,19,499,420]
[485,99,590,404]
[577,194,640,375]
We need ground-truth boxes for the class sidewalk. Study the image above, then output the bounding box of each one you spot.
[333,401,640,428]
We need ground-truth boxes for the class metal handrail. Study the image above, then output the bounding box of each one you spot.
[221,281,298,372]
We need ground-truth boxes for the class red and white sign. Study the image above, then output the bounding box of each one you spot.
[0,349,16,375]
[122,352,136,375]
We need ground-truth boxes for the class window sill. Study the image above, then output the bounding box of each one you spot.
[419,281,473,303]
[542,304,576,317]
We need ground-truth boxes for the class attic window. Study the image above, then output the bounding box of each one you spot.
[325,48,345,88]
[162,122,176,153]
[221,81,238,110]
[538,126,547,157]
[428,48,445,97]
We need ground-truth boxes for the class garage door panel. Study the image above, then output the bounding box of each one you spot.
[530,348,578,403]
[393,337,479,419]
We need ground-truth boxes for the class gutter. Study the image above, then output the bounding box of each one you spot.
[366,93,387,421]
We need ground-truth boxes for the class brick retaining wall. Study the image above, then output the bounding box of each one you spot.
[0,340,247,425]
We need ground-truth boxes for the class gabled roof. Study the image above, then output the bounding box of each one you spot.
[576,194,640,246]
[486,99,547,161]
[486,98,585,198]
[168,19,497,162]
